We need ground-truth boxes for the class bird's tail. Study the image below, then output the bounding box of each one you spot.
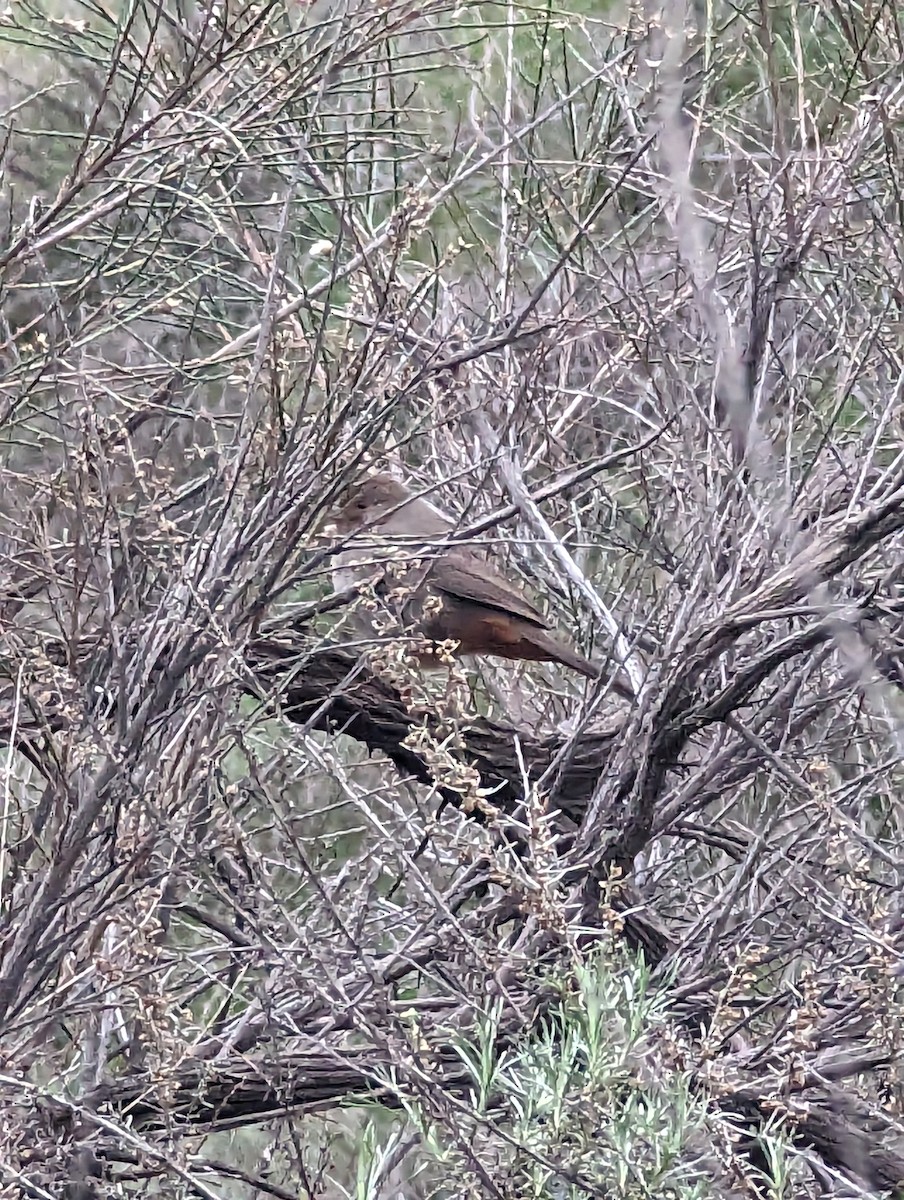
[537,631,634,700]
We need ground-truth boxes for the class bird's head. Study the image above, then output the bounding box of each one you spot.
[330,473,413,535]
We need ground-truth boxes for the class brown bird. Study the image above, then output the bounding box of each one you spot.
[328,473,632,698]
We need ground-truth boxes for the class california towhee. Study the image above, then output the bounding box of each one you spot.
[328,473,632,697]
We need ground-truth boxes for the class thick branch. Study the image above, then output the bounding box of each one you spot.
[70,1044,904,1193]
[250,641,620,823]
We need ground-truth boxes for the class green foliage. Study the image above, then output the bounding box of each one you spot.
[359,944,714,1199]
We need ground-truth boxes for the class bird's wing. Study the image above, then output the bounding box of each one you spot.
[429,548,550,629]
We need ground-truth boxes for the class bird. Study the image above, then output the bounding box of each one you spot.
[325,473,632,698]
